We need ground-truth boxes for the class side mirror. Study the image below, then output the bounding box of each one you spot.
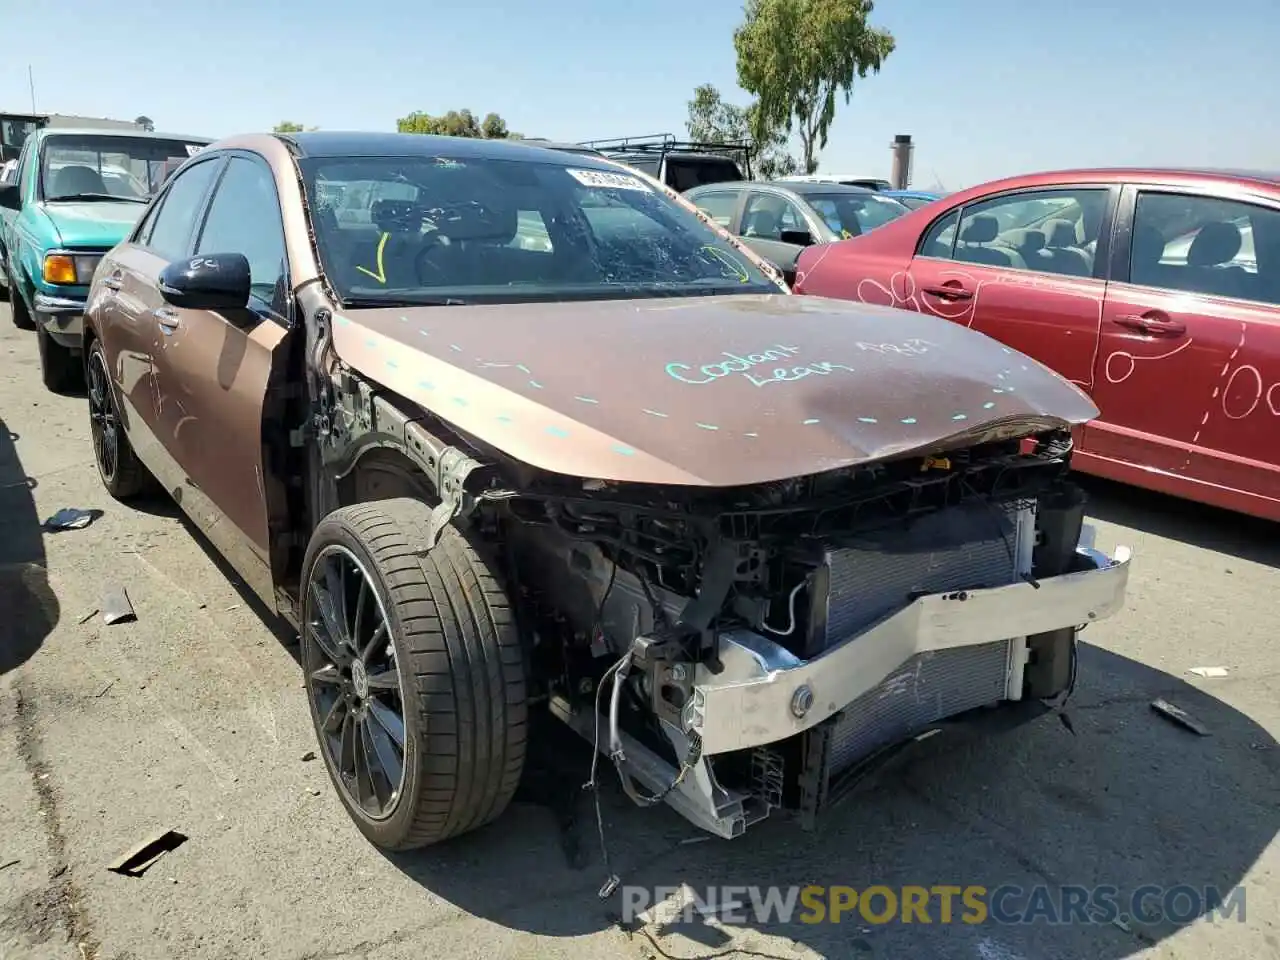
[158,253,251,311]
[779,228,814,247]
[0,184,19,211]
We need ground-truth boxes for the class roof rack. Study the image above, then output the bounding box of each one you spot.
[578,133,755,177]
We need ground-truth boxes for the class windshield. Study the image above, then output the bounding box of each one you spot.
[302,154,781,305]
[40,134,206,201]
[807,192,910,238]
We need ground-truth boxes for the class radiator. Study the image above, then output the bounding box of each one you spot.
[808,498,1032,779]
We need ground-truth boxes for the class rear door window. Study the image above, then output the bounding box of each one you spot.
[931,188,1109,277]
[740,192,807,240]
[689,190,741,228]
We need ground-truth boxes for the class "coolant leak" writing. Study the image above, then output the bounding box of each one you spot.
[665,344,854,388]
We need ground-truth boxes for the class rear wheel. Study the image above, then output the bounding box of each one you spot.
[36,325,83,393]
[300,499,527,850]
[86,339,151,499]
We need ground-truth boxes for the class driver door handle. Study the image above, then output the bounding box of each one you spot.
[101,276,122,291]
[1112,311,1186,336]
[153,306,180,331]
[923,284,973,301]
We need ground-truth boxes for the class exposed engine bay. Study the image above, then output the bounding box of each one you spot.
[483,427,1130,840]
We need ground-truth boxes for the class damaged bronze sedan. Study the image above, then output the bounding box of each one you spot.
[82,132,1131,851]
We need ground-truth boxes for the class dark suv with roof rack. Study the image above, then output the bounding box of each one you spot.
[579,133,749,191]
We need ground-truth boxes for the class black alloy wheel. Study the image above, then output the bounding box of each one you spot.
[86,340,150,498]
[304,542,408,821]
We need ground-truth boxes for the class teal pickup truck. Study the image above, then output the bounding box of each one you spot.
[0,126,212,390]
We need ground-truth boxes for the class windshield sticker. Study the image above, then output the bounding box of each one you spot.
[184,144,204,156]
[664,344,855,388]
[565,168,651,192]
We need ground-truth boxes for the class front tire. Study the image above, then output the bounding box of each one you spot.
[300,499,527,851]
[86,339,151,499]
[36,325,83,393]
[8,271,34,329]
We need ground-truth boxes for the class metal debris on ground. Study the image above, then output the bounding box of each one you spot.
[101,585,137,625]
[1188,666,1229,678]
[106,830,189,877]
[77,608,99,624]
[94,681,114,698]
[1150,698,1211,736]
[0,859,19,872]
[42,508,101,532]
[301,750,316,762]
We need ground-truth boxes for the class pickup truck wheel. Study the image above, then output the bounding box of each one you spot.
[300,500,527,851]
[86,340,151,499]
[7,271,34,329]
[36,325,83,393]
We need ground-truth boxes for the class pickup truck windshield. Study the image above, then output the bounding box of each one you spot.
[40,134,205,201]
[302,153,781,305]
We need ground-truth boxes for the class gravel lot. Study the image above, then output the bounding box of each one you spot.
[0,302,1277,960]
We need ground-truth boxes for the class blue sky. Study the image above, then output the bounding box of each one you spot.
[4,0,1277,189]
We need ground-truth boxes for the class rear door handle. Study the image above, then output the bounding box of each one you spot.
[1112,312,1186,336]
[923,285,973,301]
[153,306,180,332]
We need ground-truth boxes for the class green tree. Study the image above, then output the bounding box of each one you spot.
[734,0,895,173]
[395,109,517,139]
[686,83,798,180]
[273,121,318,133]
[134,115,155,132]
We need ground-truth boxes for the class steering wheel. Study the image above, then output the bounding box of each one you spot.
[411,231,450,284]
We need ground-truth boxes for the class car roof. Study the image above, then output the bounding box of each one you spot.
[512,138,604,156]
[608,150,740,164]
[763,180,878,197]
[274,131,621,167]
[971,166,1280,190]
[39,127,213,144]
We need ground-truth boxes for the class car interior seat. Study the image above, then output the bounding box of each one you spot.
[742,206,781,239]
[1041,218,1092,276]
[49,165,108,198]
[954,213,1024,268]
[1185,220,1252,300]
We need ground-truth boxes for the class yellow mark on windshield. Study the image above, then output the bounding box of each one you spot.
[700,245,750,283]
[356,232,390,284]
[840,228,853,240]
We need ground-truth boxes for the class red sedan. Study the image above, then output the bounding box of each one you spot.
[794,167,1280,523]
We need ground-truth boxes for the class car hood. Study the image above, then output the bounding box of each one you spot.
[331,294,1098,487]
[37,200,146,247]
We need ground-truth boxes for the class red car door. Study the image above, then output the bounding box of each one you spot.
[903,186,1117,393]
[796,184,1116,396]
[1086,184,1280,519]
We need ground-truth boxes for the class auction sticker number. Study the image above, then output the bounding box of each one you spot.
[566,168,650,192]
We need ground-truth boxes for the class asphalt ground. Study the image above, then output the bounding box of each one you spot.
[0,301,1276,960]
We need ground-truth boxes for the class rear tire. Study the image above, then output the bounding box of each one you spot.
[300,499,527,850]
[36,325,83,393]
[86,339,151,500]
